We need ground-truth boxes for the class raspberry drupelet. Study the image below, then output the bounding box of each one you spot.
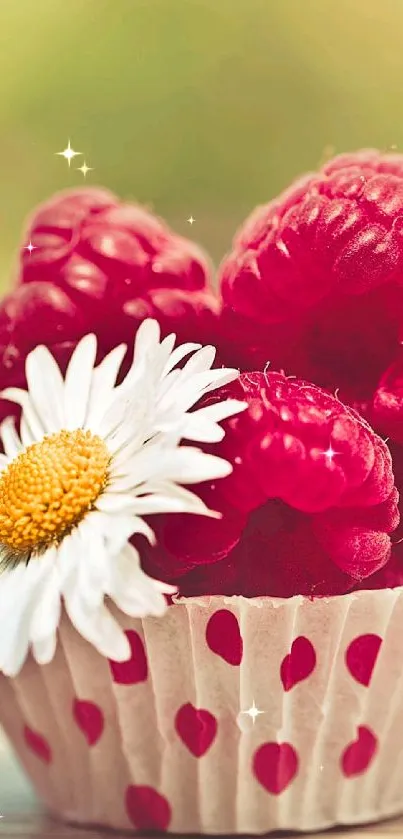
[0,188,218,426]
[218,149,403,414]
[142,372,399,598]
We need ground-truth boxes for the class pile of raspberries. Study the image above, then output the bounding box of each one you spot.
[5,148,403,599]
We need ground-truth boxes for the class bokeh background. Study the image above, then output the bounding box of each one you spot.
[1,0,403,288]
[1,0,403,818]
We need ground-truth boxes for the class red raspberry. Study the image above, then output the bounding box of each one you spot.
[218,149,403,409]
[0,188,218,425]
[20,187,210,295]
[142,372,399,598]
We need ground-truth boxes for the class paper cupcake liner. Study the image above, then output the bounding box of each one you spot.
[1,588,403,833]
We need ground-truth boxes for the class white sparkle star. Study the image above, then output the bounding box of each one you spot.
[323,444,338,462]
[241,700,264,724]
[187,216,195,225]
[23,241,37,255]
[77,161,93,177]
[56,140,82,167]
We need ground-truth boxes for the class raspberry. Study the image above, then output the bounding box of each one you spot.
[20,187,210,295]
[0,188,218,426]
[142,372,398,598]
[217,149,403,594]
[218,149,403,408]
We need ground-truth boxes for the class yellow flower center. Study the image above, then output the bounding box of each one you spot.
[0,429,110,561]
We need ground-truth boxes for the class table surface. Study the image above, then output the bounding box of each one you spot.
[1,737,403,839]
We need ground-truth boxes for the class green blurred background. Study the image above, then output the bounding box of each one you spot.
[0,0,403,287]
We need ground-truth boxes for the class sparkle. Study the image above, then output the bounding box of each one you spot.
[240,700,264,724]
[56,140,82,167]
[187,216,195,225]
[323,444,338,462]
[23,241,37,255]
[77,161,93,177]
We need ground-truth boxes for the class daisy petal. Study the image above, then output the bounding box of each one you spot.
[138,479,213,513]
[161,343,201,377]
[33,633,58,666]
[189,399,248,424]
[172,450,233,483]
[154,333,177,377]
[152,579,178,594]
[122,446,233,487]
[122,320,161,389]
[157,368,240,420]
[159,332,177,357]
[1,389,44,441]
[25,345,66,432]
[134,319,161,361]
[107,545,169,618]
[20,416,37,448]
[0,387,30,408]
[85,344,127,431]
[0,417,23,458]
[30,553,60,645]
[64,334,97,429]
[85,509,152,552]
[56,531,80,590]
[0,454,9,471]
[127,493,218,517]
[181,345,216,376]
[97,362,151,442]
[0,559,52,676]
[89,507,156,547]
[64,592,131,662]
[95,493,140,513]
[71,523,108,610]
[180,399,248,442]
[179,417,225,443]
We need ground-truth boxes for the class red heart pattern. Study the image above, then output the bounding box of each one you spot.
[280,636,316,691]
[345,634,382,686]
[73,698,104,746]
[175,702,217,757]
[125,784,172,831]
[23,725,52,764]
[21,611,385,824]
[206,609,243,665]
[341,725,378,777]
[253,742,299,794]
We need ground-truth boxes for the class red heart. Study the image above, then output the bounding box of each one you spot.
[341,725,378,777]
[109,630,148,685]
[73,698,104,746]
[206,609,243,666]
[253,741,299,795]
[345,634,382,686]
[125,785,171,831]
[175,702,217,757]
[23,725,52,764]
[280,636,316,691]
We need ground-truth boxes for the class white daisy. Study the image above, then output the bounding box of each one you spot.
[0,319,246,676]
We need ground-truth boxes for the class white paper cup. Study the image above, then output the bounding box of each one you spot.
[1,588,403,834]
